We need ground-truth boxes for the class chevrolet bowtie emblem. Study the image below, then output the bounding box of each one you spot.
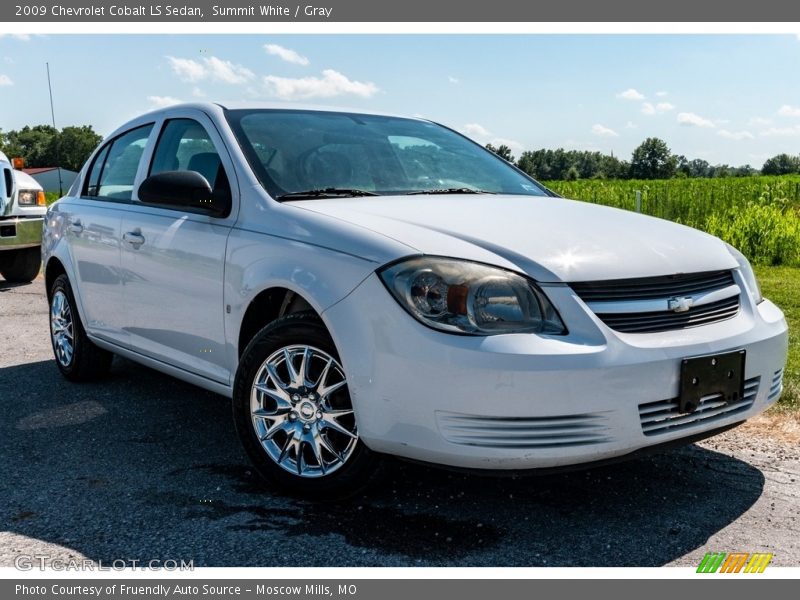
[668,296,694,313]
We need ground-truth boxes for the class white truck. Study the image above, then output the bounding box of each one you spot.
[0,151,45,282]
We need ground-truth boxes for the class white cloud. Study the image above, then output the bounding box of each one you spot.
[463,123,491,138]
[448,75,459,84]
[264,43,310,66]
[0,34,31,41]
[617,88,645,101]
[191,87,205,98]
[147,95,182,108]
[203,56,254,84]
[0,74,13,86]
[717,129,754,141]
[641,101,675,115]
[461,123,523,151]
[166,55,254,84]
[263,69,378,100]
[166,56,206,82]
[677,112,715,128]
[749,116,771,126]
[759,125,800,137]
[655,91,668,97]
[778,104,800,117]
[591,123,619,137]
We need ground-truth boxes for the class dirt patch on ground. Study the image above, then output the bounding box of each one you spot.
[740,409,800,445]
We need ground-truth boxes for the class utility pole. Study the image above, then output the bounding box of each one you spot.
[46,62,64,196]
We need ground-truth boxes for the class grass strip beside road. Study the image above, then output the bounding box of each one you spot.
[757,266,799,412]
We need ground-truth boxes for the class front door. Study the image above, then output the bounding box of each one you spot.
[120,114,236,384]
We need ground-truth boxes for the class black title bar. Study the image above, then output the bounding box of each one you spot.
[4,0,800,22]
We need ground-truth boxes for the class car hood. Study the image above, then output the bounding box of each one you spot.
[292,194,738,283]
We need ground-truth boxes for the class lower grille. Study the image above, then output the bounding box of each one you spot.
[436,411,610,448]
[638,376,759,436]
[767,369,784,402]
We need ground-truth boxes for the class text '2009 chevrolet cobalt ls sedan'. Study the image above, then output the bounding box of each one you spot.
[42,103,788,495]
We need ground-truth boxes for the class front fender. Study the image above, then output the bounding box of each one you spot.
[223,227,379,376]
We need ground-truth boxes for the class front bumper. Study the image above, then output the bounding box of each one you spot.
[0,216,43,250]
[323,273,788,470]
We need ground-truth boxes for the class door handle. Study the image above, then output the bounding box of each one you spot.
[68,219,83,234]
[123,230,145,249]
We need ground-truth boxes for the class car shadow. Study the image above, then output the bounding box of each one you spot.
[0,357,766,567]
[0,279,38,292]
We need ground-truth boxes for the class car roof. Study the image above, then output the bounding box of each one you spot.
[121,101,428,131]
[104,102,439,150]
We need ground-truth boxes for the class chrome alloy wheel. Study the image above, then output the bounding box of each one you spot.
[50,290,74,367]
[250,345,357,478]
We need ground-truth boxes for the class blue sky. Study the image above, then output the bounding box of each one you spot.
[1,34,799,167]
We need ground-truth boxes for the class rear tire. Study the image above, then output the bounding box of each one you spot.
[49,273,113,381]
[233,312,379,498]
[0,247,41,283]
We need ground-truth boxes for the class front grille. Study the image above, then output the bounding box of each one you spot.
[571,270,735,302]
[596,296,740,333]
[436,411,610,449]
[638,376,759,436]
[571,270,740,334]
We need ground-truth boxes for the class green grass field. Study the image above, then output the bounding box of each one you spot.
[547,175,800,267]
[756,267,798,411]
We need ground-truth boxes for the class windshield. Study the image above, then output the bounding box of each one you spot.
[225,109,549,199]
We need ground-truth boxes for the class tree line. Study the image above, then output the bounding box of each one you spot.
[0,124,102,172]
[486,138,800,181]
[2,124,798,182]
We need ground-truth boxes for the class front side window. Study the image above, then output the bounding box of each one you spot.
[84,124,153,201]
[225,109,547,200]
[149,118,229,196]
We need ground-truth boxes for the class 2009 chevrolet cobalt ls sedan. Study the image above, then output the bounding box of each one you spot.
[42,103,788,495]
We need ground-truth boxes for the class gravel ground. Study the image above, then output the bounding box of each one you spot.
[1,276,798,567]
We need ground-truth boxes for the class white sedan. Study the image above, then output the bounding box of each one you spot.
[42,103,788,496]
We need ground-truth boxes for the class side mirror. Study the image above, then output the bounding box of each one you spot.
[138,170,230,217]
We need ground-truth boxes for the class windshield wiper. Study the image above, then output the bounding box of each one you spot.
[407,188,496,195]
[276,188,379,201]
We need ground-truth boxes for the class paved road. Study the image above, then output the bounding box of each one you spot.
[1,277,798,567]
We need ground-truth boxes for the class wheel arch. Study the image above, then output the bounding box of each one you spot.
[237,286,320,358]
[44,256,67,300]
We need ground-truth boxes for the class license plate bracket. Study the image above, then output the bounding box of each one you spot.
[679,350,745,414]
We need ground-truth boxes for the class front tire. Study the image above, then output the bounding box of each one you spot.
[233,312,378,498]
[49,274,113,381]
[0,247,41,283]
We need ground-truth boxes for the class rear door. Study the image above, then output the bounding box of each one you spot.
[66,123,154,347]
[120,112,237,384]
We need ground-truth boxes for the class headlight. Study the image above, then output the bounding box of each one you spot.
[18,189,45,206]
[726,243,762,304]
[379,257,567,335]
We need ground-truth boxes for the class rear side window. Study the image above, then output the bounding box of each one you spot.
[84,124,153,201]
[149,118,229,194]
